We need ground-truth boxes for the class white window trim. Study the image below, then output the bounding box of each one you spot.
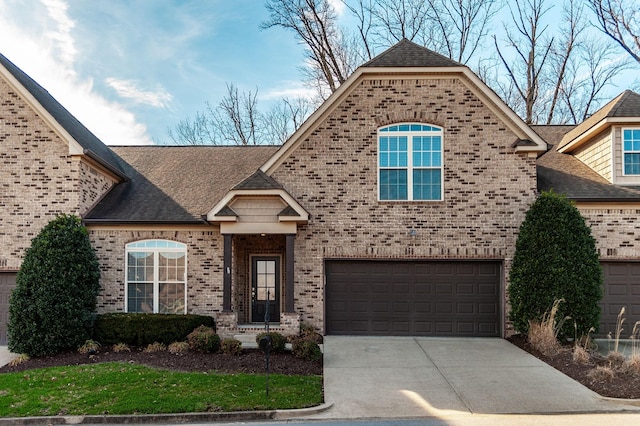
[622,127,640,176]
[125,240,187,314]
[377,123,444,201]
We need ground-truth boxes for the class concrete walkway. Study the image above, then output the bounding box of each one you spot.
[309,336,640,419]
[0,346,16,367]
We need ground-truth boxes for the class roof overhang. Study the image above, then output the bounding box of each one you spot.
[559,117,640,153]
[0,60,126,183]
[206,188,309,234]
[261,66,547,173]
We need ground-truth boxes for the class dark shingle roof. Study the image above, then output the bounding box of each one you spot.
[363,38,462,68]
[84,146,279,223]
[535,125,640,201]
[234,169,283,190]
[0,52,127,178]
[559,90,640,150]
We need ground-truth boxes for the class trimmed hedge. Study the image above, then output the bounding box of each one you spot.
[508,191,603,338]
[255,331,287,353]
[93,313,215,346]
[8,214,100,357]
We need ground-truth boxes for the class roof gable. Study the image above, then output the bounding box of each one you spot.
[0,52,127,179]
[261,40,546,173]
[559,90,640,152]
[363,38,462,68]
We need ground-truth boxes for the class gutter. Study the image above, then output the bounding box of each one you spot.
[83,149,129,181]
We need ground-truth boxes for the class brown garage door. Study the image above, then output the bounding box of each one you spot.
[0,273,17,345]
[325,260,501,336]
[599,262,640,337]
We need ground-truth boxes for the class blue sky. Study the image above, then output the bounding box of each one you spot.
[0,0,314,145]
[0,1,637,146]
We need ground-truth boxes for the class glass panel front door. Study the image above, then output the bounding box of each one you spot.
[252,257,280,322]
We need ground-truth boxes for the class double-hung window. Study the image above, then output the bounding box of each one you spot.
[378,123,443,201]
[623,129,640,175]
[126,240,187,314]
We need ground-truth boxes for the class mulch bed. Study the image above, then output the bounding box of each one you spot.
[0,347,322,376]
[508,334,640,399]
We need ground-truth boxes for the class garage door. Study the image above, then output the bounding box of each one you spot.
[325,260,501,336]
[0,273,17,345]
[599,262,640,337]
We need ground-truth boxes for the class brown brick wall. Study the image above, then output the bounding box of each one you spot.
[90,228,225,315]
[271,77,539,333]
[579,208,640,259]
[78,160,117,215]
[0,78,80,270]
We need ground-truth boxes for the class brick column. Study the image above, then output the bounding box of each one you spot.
[223,234,232,312]
[285,234,295,313]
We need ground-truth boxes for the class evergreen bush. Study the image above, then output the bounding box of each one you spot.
[8,215,100,356]
[187,325,220,353]
[255,331,287,353]
[93,313,215,346]
[508,191,603,338]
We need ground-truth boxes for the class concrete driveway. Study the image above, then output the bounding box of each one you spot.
[310,336,640,419]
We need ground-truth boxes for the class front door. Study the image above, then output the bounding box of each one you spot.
[251,257,280,323]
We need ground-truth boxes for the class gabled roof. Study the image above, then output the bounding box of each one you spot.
[84,146,279,223]
[362,38,462,68]
[261,40,546,173]
[0,52,127,179]
[559,90,640,152]
[534,125,640,202]
[234,170,283,190]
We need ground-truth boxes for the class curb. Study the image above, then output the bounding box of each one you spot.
[0,402,334,425]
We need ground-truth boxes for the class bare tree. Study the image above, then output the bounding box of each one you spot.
[262,0,355,98]
[261,97,316,144]
[590,0,640,63]
[427,0,499,64]
[559,39,632,123]
[493,0,554,124]
[168,111,212,146]
[490,0,631,124]
[168,84,313,145]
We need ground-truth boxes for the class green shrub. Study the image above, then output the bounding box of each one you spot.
[221,338,242,355]
[508,191,603,338]
[187,325,220,353]
[299,322,323,344]
[8,215,101,356]
[291,338,322,361]
[255,331,287,353]
[93,313,215,346]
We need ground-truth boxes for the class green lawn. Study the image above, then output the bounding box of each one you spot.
[0,362,322,417]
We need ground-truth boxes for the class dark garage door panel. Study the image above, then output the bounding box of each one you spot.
[0,273,17,345]
[599,262,640,337]
[325,261,501,337]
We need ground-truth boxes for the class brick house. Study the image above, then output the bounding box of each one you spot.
[1,39,639,344]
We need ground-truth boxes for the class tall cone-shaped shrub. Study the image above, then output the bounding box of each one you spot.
[508,191,602,338]
[8,214,100,356]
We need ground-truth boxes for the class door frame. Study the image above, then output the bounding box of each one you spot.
[250,254,282,323]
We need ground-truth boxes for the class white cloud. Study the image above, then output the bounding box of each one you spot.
[328,0,345,15]
[0,1,154,145]
[105,78,173,108]
[262,81,317,101]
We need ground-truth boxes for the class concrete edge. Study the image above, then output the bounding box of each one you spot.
[599,396,640,407]
[0,402,334,425]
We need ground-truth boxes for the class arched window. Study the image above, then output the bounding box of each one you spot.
[125,240,187,314]
[378,123,443,201]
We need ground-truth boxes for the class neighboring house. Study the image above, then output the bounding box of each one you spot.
[1,39,639,344]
